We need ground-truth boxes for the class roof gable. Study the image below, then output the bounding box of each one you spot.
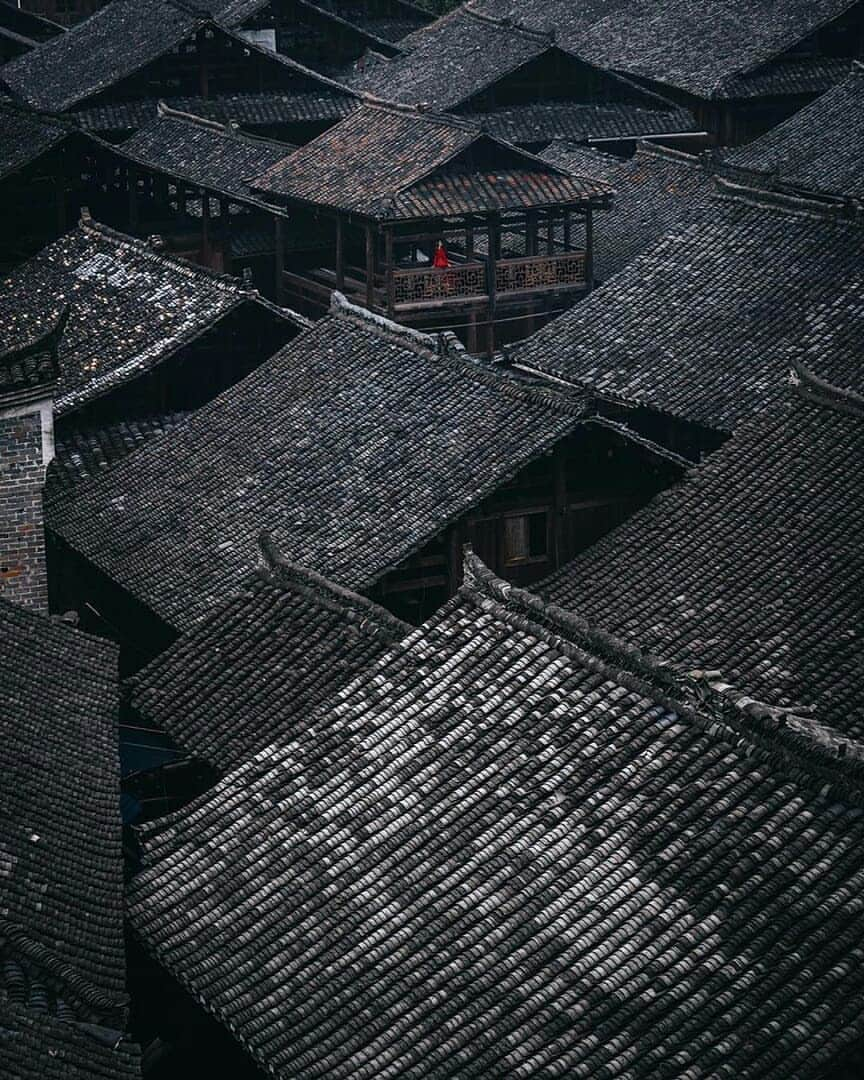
[254,102,611,217]
[513,183,864,430]
[127,534,410,769]
[128,550,864,1077]
[0,219,291,416]
[45,293,588,631]
[542,371,864,737]
[723,62,864,198]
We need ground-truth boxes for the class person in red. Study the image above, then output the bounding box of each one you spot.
[433,239,449,268]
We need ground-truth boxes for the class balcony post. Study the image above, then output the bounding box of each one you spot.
[585,207,594,291]
[335,214,345,292]
[563,208,572,251]
[385,226,395,319]
[526,210,538,256]
[486,212,500,356]
[365,222,375,309]
[274,215,285,306]
[546,209,555,255]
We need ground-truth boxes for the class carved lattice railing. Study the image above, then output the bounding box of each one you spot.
[391,252,586,306]
[496,252,586,293]
[392,263,487,305]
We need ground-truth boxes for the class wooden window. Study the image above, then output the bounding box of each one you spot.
[502,511,548,566]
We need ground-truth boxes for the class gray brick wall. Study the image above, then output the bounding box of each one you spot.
[0,408,49,611]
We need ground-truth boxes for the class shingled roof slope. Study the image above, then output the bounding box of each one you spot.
[0,99,72,181]
[116,103,294,208]
[50,413,191,491]
[0,598,136,1078]
[127,535,410,770]
[723,63,864,198]
[0,0,359,115]
[544,0,862,99]
[0,0,200,112]
[512,182,864,431]
[46,294,589,632]
[542,371,864,737]
[254,101,611,217]
[129,550,864,1079]
[349,7,550,108]
[0,218,300,416]
[464,101,698,146]
[542,140,716,280]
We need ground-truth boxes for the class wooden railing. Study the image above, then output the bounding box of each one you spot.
[496,251,586,294]
[391,251,586,306]
[392,262,487,305]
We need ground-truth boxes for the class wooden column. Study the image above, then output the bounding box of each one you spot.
[274,216,285,305]
[127,167,139,231]
[486,212,500,356]
[220,197,231,275]
[200,188,211,264]
[335,215,345,291]
[552,443,568,568]
[563,208,572,251]
[384,226,395,319]
[546,209,555,255]
[365,222,375,310]
[584,207,594,292]
[526,211,538,256]
[465,224,474,260]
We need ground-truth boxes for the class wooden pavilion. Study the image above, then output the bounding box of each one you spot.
[253,100,613,351]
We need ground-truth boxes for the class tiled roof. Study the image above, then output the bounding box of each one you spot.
[254,101,612,218]
[71,90,355,134]
[512,183,864,431]
[50,413,191,492]
[465,102,698,146]
[541,369,864,739]
[46,293,589,633]
[720,54,851,99]
[129,550,864,1079]
[0,219,301,417]
[542,140,716,281]
[209,0,429,43]
[0,308,64,403]
[127,535,410,771]
[115,103,294,209]
[0,0,202,112]
[575,0,860,99]
[722,63,864,199]
[0,1008,140,1080]
[0,0,358,116]
[0,597,136,1078]
[0,99,71,181]
[348,7,550,109]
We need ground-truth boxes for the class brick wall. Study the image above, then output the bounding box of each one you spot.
[0,403,52,611]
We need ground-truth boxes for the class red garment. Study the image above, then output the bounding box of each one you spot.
[433,243,449,268]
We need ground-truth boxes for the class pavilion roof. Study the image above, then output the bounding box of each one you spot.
[253,101,612,219]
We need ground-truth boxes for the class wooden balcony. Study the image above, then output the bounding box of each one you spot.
[391,250,587,309]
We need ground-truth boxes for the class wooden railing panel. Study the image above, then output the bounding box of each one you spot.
[392,262,487,305]
[496,252,586,294]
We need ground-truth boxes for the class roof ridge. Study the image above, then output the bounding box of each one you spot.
[634,138,701,169]
[0,918,129,1018]
[329,292,587,417]
[463,5,554,45]
[462,552,864,804]
[78,215,265,295]
[358,93,480,131]
[257,533,410,639]
[791,358,864,419]
[713,175,864,224]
